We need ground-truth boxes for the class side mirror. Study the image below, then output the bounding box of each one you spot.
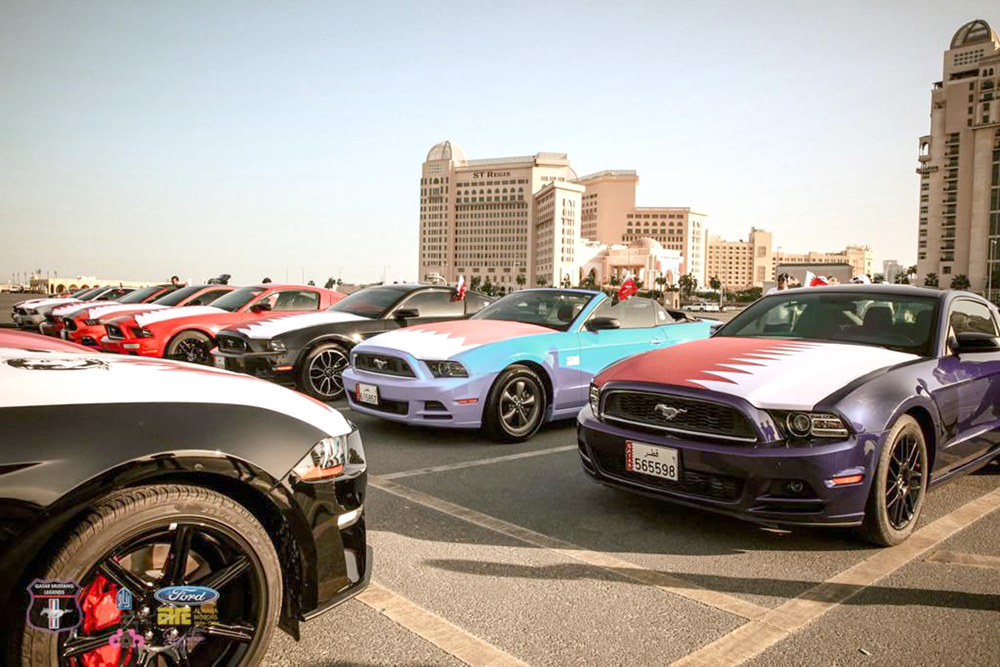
[950,332,1000,355]
[586,317,621,332]
[394,308,420,320]
[250,302,272,314]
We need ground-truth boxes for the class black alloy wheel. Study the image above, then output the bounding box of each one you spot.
[300,343,350,401]
[167,332,214,366]
[860,414,928,546]
[483,365,547,443]
[20,485,282,667]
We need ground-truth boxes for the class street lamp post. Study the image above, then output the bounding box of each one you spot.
[988,239,997,303]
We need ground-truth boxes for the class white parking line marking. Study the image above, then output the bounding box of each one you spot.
[925,549,1000,571]
[672,486,1000,666]
[369,477,768,620]
[379,445,577,480]
[357,581,527,667]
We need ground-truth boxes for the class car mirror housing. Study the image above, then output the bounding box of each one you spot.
[250,302,272,313]
[394,308,420,320]
[585,317,621,332]
[950,332,1000,355]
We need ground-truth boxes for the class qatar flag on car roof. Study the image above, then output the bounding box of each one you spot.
[613,274,638,305]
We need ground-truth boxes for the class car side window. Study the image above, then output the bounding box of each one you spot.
[267,290,321,312]
[398,290,464,318]
[189,289,230,306]
[949,299,998,336]
[653,303,676,324]
[465,294,491,315]
[590,298,655,329]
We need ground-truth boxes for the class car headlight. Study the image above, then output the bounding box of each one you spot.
[292,435,347,482]
[424,360,469,378]
[589,383,602,419]
[775,412,850,439]
[132,327,154,338]
[267,339,286,352]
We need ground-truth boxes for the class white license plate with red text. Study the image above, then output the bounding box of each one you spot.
[625,441,679,481]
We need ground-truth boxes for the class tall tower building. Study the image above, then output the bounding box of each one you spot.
[916,20,1000,295]
[418,141,578,287]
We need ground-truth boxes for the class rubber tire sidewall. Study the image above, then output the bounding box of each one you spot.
[20,484,282,667]
[298,342,350,401]
[166,330,213,365]
[482,364,548,443]
[860,415,929,547]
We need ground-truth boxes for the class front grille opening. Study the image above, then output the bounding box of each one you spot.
[603,391,757,442]
[354,353,415,378]
[424,400,447,411]
[766,479,819,499]
[218,335,249,353]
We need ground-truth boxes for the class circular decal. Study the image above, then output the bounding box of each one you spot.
[4,358,108,371]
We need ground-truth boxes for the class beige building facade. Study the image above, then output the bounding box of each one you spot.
[775,245,873,279]
[915,20,1000,295]
[706,227,774,289]
[533,181,585,287]
[418,141,577,288]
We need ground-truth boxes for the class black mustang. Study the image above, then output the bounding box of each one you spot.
[211,284,492,401]
[0,331,370,666]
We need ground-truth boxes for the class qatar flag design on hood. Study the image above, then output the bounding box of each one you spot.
[51,300,117,317]
[84,303,168,320]
[359,320,553,360]
[596,337,918,411]
[133,306,225,328]
[236,311,367,339]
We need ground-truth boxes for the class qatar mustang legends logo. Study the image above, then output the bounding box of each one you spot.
[26,579,83,633]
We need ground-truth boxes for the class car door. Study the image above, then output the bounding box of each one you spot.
[579,297,663,378]
[384,289,466,332]
[930,298,1000,472]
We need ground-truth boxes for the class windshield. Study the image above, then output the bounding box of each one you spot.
[69,288,91,297]
[152,285,202,306]
[117,285,166,304]
[208,287,265,312]
[716,291,940,356]
[471,290,595,331]
[328,287,405,318]
[75,287,106,300]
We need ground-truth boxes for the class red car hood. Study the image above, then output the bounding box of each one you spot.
[133,306,228,329]
[0,330,91,353]
[360,320,554,359]
[596,337,918,411]
[78,303,169,321]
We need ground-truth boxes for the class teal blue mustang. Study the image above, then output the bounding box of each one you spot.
[342,288,713,441]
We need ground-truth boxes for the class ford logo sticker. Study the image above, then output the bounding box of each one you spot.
[153,586,220,606]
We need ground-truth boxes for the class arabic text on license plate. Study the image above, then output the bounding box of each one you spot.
[213,356,226,369]
[356,383,379,406]
[625,441,679,481]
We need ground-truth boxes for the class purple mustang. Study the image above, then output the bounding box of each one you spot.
[579,284,1000,545]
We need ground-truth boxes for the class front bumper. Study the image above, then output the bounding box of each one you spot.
[211,347,296,385]
[39,320,64,337]
[101,334,161,356]
[342,367,496,428]
[66,324,105,347]
[14,313,44,328]
[577,407,874,527]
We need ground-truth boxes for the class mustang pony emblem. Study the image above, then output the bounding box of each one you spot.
[372,358,388,370]
[654,404,687,420]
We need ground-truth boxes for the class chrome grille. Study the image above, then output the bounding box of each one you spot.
[354,353,415,377]
[603,390,757,442]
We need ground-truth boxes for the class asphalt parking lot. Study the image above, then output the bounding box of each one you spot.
[5,294,999,666]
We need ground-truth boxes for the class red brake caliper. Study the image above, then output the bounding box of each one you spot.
[77,574,124,667]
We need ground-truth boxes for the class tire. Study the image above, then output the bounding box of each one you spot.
[299,343,350,401]
[482,364,548,443]
[20,484,282,667]
[166,330,214,365]
[859,415,929,547]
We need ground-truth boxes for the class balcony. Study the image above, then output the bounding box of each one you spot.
[916,165,939,174]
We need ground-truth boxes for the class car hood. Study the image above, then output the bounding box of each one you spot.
[133,306,226,328]
[233,311,368,339]
[357,320,554,360]
[596,337,919,411]
[51,300,118,317]
[80,303,169,321]
[17,298,79,311]
[0,349,351,437]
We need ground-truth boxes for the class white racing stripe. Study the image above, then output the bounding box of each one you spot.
[0,349,351,438]
[84,303,168,319]
[134,306,225,327]
[236,311,367,339]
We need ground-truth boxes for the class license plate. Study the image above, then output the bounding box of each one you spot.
[356,382,379,406]
[625,441,679,481]
[213,356,226,369]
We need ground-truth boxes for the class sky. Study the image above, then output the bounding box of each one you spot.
[0,1,994,285]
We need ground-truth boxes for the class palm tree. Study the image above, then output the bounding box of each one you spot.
[709,275,721,292]
[515,273,526,290]
[950,274,971,290]
[536,277,547,287]
[924,273,939,288]
[561,274,572,288]
[470,276,482,292]
[483,279,494,296]
[872,273,885,284]
[678,273,697,298]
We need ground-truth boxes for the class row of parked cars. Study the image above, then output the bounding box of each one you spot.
[5,280,1000,664]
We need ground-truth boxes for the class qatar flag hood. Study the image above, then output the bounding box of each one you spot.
[236,311,367,339]
[17,298,81,311]
[0,348,351,437]
[133,306,226,328]
[357,320,554,360]
[596,337,919,411]
[51,300,118,317]
[81,303,169,320]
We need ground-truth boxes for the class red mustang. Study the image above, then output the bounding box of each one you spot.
[102,284,345,364]
[39,284,176,340]
[67,283,237,349]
